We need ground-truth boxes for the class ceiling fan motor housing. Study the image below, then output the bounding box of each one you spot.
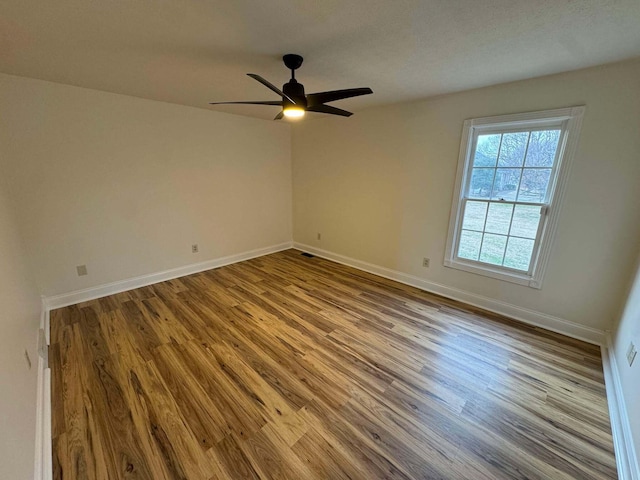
[283,80,307,108]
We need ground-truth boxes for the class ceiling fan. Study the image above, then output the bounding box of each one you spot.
[209,54,373,120]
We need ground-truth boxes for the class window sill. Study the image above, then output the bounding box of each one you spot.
[444,258,542,289]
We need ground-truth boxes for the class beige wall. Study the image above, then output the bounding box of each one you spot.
[292,59,640,331]
[0,73,292,297]
[614,257,640,461]
[0,184,41,479]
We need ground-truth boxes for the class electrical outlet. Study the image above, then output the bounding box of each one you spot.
[76,265,88,276]
[192,244,199,253]
[627,342,637,367]
[422,258,430,268]
[317,233,321,241]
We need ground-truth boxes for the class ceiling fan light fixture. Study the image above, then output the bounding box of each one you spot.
[283,106,305,118]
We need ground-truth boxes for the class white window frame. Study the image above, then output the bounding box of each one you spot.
[444,106,585,288]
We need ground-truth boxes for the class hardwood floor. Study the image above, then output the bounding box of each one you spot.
[50,249,617,479]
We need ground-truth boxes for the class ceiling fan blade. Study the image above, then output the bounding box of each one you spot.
[307,87,372,106]
[274,111,284,120]
[209,100,283,106]
[247,74,296,104]
[307,105,353,117]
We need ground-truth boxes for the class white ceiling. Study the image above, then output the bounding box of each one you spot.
[2,0,640,120]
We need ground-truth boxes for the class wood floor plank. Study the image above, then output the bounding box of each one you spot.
[207,434,260,480]
[298,399,416,480]
[238,423,317,480]
[153,343,228,449]
[129,360,216,479]
[292,426,367,480]
[88,355,153,480]
[50,249,617,479]
[60,324,99,480]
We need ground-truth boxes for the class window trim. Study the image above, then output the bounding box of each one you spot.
[444,106,585,288]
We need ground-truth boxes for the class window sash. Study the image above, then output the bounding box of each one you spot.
[454,198,547,275]
[465,128,564,205]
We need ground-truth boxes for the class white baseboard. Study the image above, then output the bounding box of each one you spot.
[34,306,52,480]
[293,242,606,346]
[43,242,293,310]
[602,335,640,480]
[33,362,52,480]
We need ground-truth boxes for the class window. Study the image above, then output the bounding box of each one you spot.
[445,107,584,288]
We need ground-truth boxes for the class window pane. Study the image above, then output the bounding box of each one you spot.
[462,201,488,231]
[479,233,507,265]
[504,237,535,271]
[473,134,501,167]
[525,130,560,167]
[458,230,482,261]
[469,168,494,198]
[517,169,552,202]
[485,202,513,235]
[491,168,521,201]
[510,205,541,238]
[497,132,528,167]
